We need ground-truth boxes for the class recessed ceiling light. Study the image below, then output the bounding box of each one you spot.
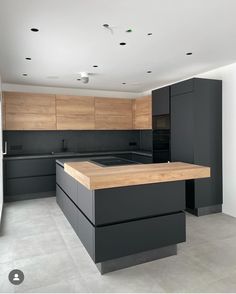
[147,33,152,36]
[93,65,98,68]
[122,82,126,85]
[25,57,31,60]
[31,28,39,32]
[22,73,28,76]
[77,78,81,81]
[126,29,132,33]
[147,70,152,73]
[120,42,126,46]
[186,52,193,55]
[103,24,109,28]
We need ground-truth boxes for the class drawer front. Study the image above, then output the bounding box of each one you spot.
[95,181,185,225]
[56,185,95,260]
[95,212,186,262]
[7,158,56,178]
[6,175,56,195]
[56,164,77,204]
[56,185,78,233]
[171,79,194,96]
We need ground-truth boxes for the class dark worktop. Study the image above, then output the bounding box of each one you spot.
[3,150,152,161]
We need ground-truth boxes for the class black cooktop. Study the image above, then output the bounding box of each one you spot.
[91,157,139,167]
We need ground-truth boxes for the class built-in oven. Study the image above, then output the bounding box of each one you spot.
[152,114,170,163]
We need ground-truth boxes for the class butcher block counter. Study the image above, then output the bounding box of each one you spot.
[56,157,210,274]
[64,161,210,190]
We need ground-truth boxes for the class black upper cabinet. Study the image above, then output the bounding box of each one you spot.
[152,86,170,115]
[171,79,194,96]
[170,78,222,210]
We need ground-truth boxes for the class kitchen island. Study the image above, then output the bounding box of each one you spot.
[56,157,210,274]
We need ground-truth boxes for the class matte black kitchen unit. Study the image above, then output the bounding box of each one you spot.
[56,159,186,273]
[152,78,222,216]
[171,78,222,215]
[152,86,171,163]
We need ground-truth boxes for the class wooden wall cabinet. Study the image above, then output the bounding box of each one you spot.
[3,92,151,131]
[2,93,6,130]
[95,97,133,130]
[133,96,152,129]
[4,92,56,130]
[56,95,95,130]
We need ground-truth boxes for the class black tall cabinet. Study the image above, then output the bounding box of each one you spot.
[152,78,222,216]
[152,86,171,163]
[171,78,222,216]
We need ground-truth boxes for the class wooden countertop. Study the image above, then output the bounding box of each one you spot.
[64,161,210,190]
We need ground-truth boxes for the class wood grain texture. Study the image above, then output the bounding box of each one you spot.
[133,96,152,129]
[2,93,6,130]
[4,92,56,114]
[95,97,133,130]
[56,95,95,130]
[57,115,95,130]
[56,95,94,115]
[6,113,56,130]
[64,161,211,190]
[4,92,56,130]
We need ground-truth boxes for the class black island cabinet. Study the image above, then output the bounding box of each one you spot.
[56,160,186,274]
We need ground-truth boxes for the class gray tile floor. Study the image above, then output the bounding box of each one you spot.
[1,197,236,293]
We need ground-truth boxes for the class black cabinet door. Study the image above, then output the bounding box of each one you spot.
[171,79,194,96]
[6,158,56,178]
[152,87,170,115]
[171,92,194,163]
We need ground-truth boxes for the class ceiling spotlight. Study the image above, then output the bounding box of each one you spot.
[31,28,39,32]
[22,73,28,76]
[186,52,193,56]
[25,57,31,60]
[122,82,126,85]
[126,29,132,33]
[147,33,152,36]
[120,42,126,46]
[79,72,89,84]
[103,24,109,28]
[93,65,98,68]
[77,78,81,81]
[147,70,152,73]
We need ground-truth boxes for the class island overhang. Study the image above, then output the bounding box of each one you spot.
[64,161,211,190]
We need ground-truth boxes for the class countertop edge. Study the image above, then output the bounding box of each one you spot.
[4,150,152,161]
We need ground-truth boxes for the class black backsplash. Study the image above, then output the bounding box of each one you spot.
[140,130,153,151]
[3,130,143,155]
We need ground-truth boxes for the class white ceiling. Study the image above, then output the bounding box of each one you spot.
[0,0,236,93]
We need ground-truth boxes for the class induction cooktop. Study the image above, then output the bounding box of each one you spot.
[91,157,139,167]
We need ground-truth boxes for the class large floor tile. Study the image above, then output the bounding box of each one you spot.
[12,251,79,292]
[1,197,236,293]
[139,253,218,293]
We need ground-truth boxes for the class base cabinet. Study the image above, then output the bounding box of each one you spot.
[56,163,186,264]
[4,158,57,202]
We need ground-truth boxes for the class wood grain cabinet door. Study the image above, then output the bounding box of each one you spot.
[95,97,133,130]
[56,95,95,130]
[4,92,56,130]
[133,96,152,129]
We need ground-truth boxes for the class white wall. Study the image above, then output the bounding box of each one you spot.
[197,63,236,217]
[0,77,3,223]
[2,83,142,99]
